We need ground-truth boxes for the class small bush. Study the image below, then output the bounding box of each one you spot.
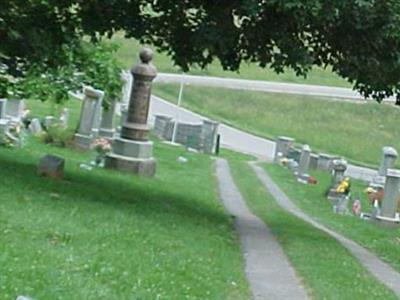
[40,125,73,147]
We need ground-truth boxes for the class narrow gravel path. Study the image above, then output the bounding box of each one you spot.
[215,158,309,300]
[250,162,400,297]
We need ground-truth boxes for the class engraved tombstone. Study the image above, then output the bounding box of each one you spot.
[105,48,157,177]
[74,86,104,149]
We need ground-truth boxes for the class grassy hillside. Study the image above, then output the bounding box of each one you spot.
[153,83,399,168]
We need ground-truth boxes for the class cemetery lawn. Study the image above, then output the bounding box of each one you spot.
[111,34,350,88]
[153,83,400,168]
[263,163,400,273]
[0,103,251,299]
[228,158,397,299]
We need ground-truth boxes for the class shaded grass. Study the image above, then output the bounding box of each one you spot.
[110,33,350,88]
[264,163,400,273]
[153,83,399,168]
[0,100,251,299]
[228,158,396,299]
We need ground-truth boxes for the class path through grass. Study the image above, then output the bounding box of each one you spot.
[228,157,396,299]
[263,164,400,273]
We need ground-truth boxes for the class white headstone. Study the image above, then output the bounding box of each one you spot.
[59,108,69,128]
[378,147,398,176]
[298,144,311,175]
[121,71,133,105]
[0,98,7,119]
[29,118,43,134]
[6,100,25,121]
[44,116,55,129]
[99,101,116,138]
[274,136,295,163]
[381,169,400,219]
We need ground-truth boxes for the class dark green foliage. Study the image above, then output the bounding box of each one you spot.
[2,1,400,102]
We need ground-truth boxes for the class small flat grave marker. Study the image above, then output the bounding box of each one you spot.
[38,155,65,179]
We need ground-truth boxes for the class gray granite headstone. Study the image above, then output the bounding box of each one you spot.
[332,159,348,185]
[5,99,25,121]
[74,86,104,149]
[287,147,301,162]
[0,98,7,119]
[309,153,318,170]
[0,119,9,144]
[99,101,116,138]
[378,147,398,176]
[274,136,295,163]
[59,108,69,128]
[44,116,55,129]
[381,169,400,219]
[29,118,43,134]
[121,70,133,105]
[317,153,333,171]
[201,120,219,154]
[298,144,311,175]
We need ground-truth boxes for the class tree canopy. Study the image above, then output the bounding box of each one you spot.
[2,1,400,103]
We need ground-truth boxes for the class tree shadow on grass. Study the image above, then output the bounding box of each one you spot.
[0,155,230,229]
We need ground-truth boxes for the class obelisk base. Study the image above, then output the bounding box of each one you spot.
[99,128,115,139]
[74,133,93,150]
[105,137,156,177]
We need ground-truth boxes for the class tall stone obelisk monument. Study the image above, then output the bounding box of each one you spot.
[105,48,157,177]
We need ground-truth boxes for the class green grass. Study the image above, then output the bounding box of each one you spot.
[263,163,400,273]
[110,33,350,88]
[227,157,396,299]
[153,83,399,168]
[0,100,251,299]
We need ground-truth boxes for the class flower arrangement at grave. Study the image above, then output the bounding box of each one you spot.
[91,138,112,166]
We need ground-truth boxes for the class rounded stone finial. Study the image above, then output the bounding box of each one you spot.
[139,48,153,63]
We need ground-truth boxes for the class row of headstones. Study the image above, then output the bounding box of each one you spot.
[0,98,70,145]
[153,114,219,154]
[72,71,132,149]
[274,136,337,175]
[275,136,400,226]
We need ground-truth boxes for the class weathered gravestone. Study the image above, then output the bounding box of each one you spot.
[309,153,318,170]
[29,118,43,134]
[105,48,157,177]
[327,159,348,201]
[5,100,25,122]
[274,136,295,163]
[0,119,9,144]
[376,169,400,226]
[298,144,311,175]
[74,86,104,149]
[317,153,334,171]
[378,147,398,176]
[44,116,55,129]
[59,108,69,128]
[201,120,219,154]
[0,99,7,119]
[38,155,65,179]
[154,114,174,140]
[99,101,117,138]
[287,147,301,162]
